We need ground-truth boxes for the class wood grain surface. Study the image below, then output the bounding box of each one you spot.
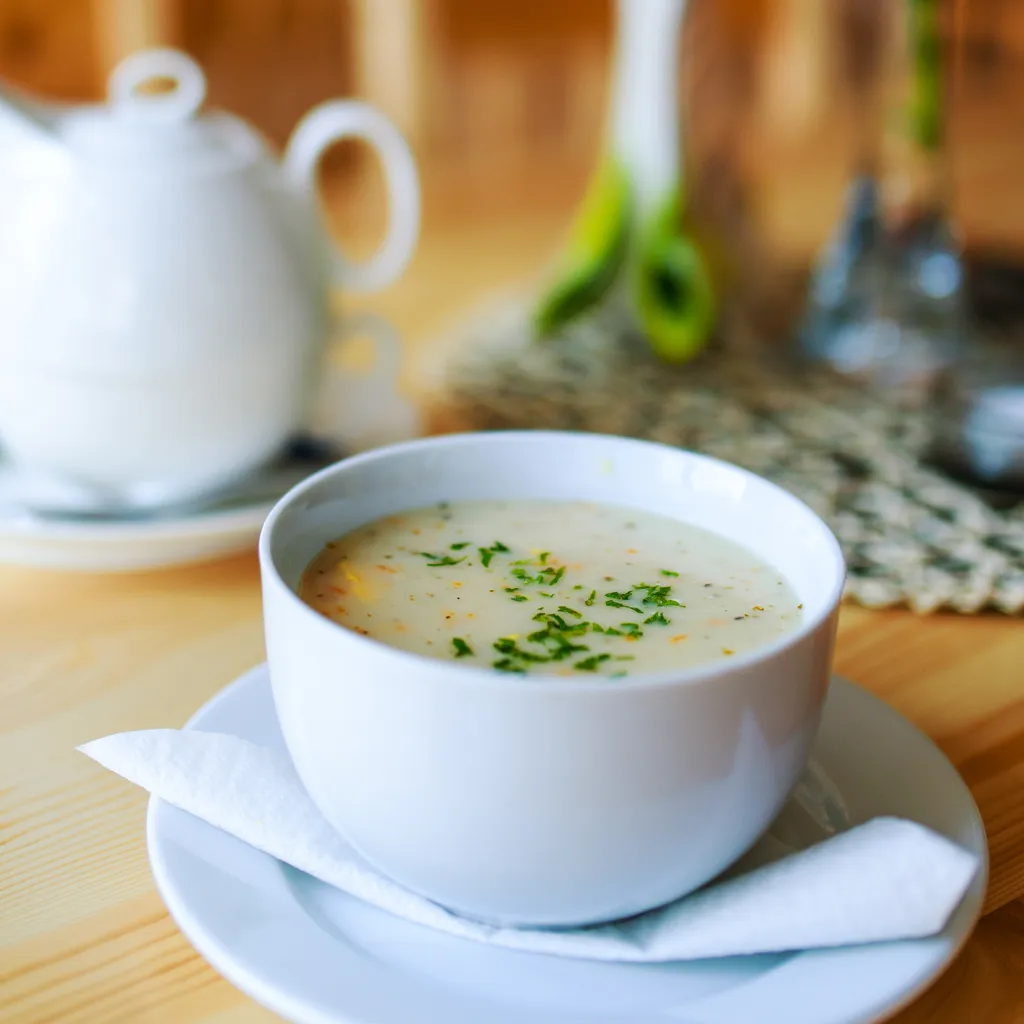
[2,213,1024,1024]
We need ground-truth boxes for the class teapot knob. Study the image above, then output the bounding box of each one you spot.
[108,48,206,123]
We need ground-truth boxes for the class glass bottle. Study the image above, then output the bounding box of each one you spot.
[799,0,965,404]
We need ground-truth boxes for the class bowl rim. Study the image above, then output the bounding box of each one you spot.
[259,430,846,694]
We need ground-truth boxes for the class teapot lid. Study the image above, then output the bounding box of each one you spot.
[60,49,267,174]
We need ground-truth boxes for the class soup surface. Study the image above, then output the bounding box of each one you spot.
[299,500,803,677]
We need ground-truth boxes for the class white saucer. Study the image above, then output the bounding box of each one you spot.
[0,498,270,572]
[147,667,987,1024]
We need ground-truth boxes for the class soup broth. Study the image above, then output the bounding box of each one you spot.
[299,500,802,677]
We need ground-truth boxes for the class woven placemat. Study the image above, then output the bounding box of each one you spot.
[433,297,1024,615]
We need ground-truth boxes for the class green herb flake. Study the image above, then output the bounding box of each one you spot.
[585,589,597,606]
[451,637,473,658]
[573,585,584,590]
[538,551,550,564]
[450,542,471,550]
[548,634,589,658]
[511,595,528,602]
[575,653,612,672]
[606,600,644,614]
[557,605,583,619]
[539,591,554,598]
[478,540,512,569]
[511,567,541,585]
[644,611,670,626]
[633,582,682,607]
[540,612,569,630]
[606,590,633,601]
[493,637,551,663]
[492,657,526,674]
[660,569,679,577]
[426,555,466,567]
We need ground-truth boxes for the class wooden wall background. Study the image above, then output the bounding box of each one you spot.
[0,0,1022,259]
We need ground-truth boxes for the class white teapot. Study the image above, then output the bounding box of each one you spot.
[0,49,420,510]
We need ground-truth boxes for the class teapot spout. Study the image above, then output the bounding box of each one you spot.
[0,79,65,164]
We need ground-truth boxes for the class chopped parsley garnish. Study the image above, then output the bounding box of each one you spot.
[574,653,611,672]
[533,611,569,629]
[451,637,473,658]
[478,540,510,568]
[460,545,685,677]
[511,567,540,584]
[512,563,565,588]
[422,553,466,567]
[492,657,525,674]
[633,583,682,607]
[492,637,549,662]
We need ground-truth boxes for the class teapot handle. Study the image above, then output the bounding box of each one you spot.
[285,102,420,294]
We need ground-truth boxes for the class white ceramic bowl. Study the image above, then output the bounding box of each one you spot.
[260,431,845,927]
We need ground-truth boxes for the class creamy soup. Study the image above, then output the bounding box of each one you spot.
[299,500,803,678]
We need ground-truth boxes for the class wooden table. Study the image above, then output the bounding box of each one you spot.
[2,214,1023,1024]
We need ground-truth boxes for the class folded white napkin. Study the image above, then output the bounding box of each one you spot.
[80,729,978,963]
